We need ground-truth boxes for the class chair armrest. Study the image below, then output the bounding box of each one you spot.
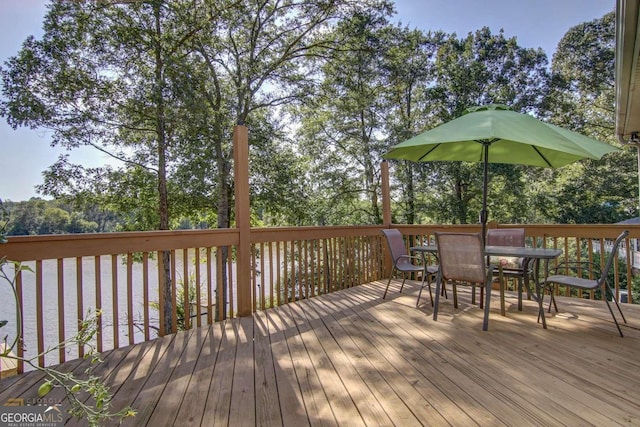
[399,254,422,261]
[395,254,423,266]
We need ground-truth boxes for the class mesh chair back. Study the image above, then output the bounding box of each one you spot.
[486,228,525,247]
[381,229,410,266]
[598,230,629,286]
[435,232,486,283]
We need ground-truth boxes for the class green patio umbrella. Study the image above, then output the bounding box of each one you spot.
[383,104,620,241]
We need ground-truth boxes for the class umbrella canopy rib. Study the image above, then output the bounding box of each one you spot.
[418,143,443,162]
[531,145,553,168]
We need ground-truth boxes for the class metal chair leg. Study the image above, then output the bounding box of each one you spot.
[547,284,558,313]
[416,271,432,307]
[607,284,628,324]
[433,274,442,321]
[453,282,458,308]
[482,281,491,331]
[382,275,393,299]
[517,277,523,311]
[604,284,626,337]
[604,297,624,337]
[399,276,407,293]
[499,268,506,316]
[428,274,434,306]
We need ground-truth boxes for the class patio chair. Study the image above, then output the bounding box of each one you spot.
[486,228,530,314]
[433,232,494,331]
[381,229,438,306]
[544,230,629,337]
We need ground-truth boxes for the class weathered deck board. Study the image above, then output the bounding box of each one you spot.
[253,310,282,427]
[3,281,640,426]
[228,316,256,427]
[265,307,309,427]
[119,330,190,426]
[202,318,238,426]
[175,321,222,426]
[301,309,384,426]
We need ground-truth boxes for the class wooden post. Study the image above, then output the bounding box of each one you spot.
[234,124,252,317]
[381,160,391,227]
[381,161,392,277]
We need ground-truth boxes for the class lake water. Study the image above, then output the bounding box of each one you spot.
[0,253,239,368]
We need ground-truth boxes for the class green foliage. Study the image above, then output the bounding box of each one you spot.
[293,9,405,225]
[245,111,311,226]
[542,11,636,224]
[2,198,100,235]
[0,199,9,243]
[632,275,640,304]
[388,27,549,225]
[150,272,208,330]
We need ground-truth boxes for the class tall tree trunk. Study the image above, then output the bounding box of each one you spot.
[404,162,415,224]
[403,95,416,224]
[195,45,230,320]
[455,178,468,224]
[216,141,232,320]
[364,155,380,223]
[153,1,172,335]
[360,113,380,222]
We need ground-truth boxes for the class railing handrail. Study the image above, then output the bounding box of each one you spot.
[2,223,639,261]
[0,228,240,261]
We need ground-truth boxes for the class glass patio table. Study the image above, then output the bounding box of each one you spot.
[411,244,562,329]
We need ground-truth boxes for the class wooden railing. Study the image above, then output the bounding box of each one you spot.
[2,223,639,371]
[0,226,386,371]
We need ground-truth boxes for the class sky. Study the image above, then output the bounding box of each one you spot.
[0,0,616,202]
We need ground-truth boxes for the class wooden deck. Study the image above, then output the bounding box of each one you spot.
[3,281,640,426]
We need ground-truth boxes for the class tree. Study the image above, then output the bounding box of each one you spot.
[38,207,70,234]
[399,27,549,225]
[5,199,46,235]
[165,0,393,318]
[380,26,443,224]
[247,111,311,225]
[37,155,119,231]
[1,0,394,322]
[3,198,101,235]
[294,8,395,225]
[542,11,636,223]
[0,0,207,332]
[187,0,395,228]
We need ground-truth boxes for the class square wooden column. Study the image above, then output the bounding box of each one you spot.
[234,124,252,317]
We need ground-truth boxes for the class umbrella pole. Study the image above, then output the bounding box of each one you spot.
[481,143,489,245]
